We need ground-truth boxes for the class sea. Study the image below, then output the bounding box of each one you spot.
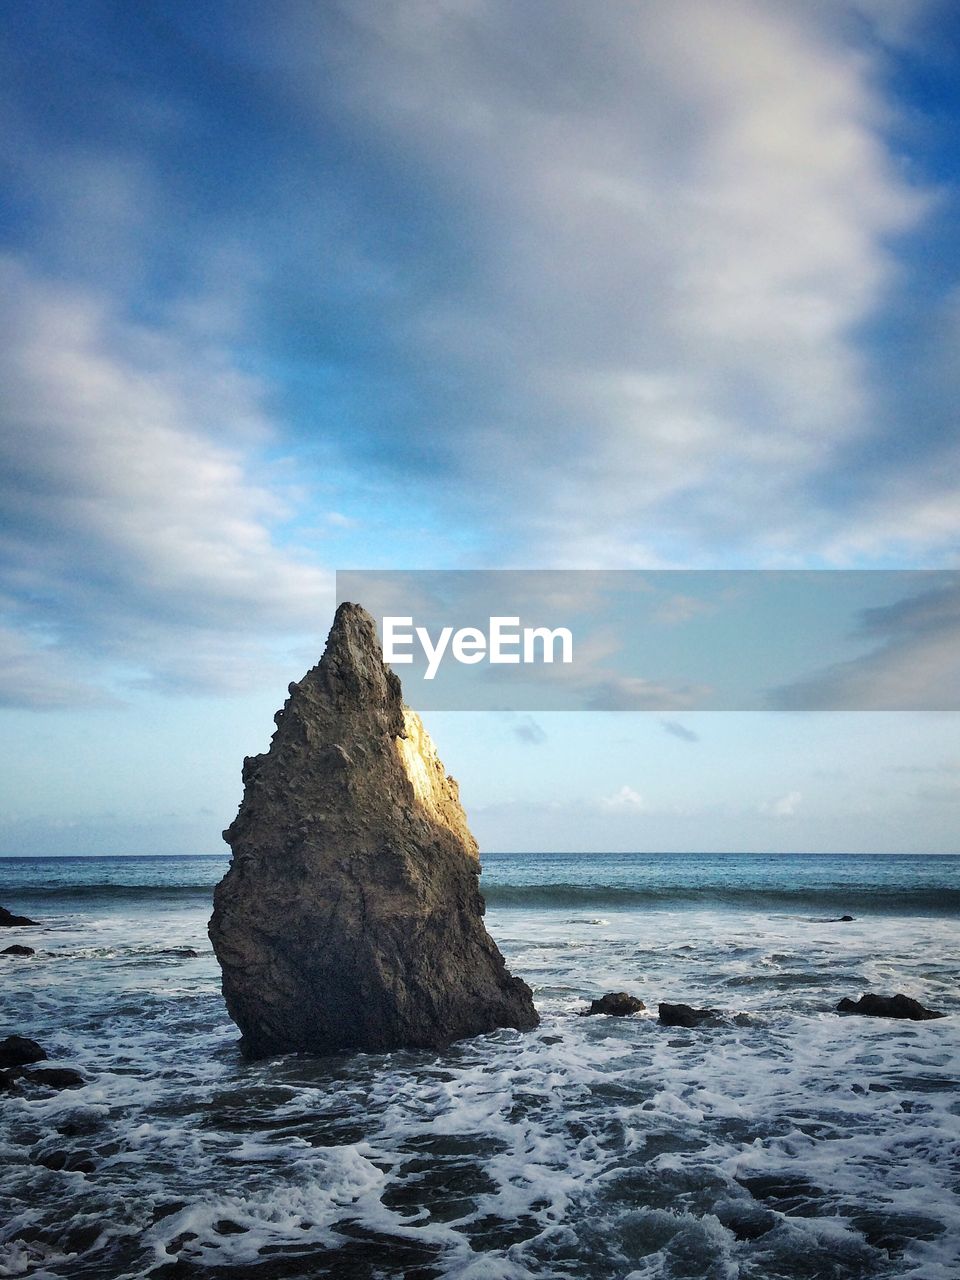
[1,852,958,1280]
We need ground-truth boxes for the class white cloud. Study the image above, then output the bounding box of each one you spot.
[276,0,935,565]
[0,257,331,702]
[587,676,712,711]
[600,784,646,812]
[653,594,715,626]
[761,789,803,816]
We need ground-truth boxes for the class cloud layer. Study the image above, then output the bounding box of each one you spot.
[0,258,330,705]
[254,0,950,564]
[1,0,958,705]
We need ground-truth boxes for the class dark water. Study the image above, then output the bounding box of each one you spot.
[1,854,957,1279]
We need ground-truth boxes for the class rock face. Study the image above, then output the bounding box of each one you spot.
[209,602,539,1059]
[836,993,944,1021]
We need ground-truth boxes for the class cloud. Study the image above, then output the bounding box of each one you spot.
[510,714,547,745]
[917,782,960,804]
[599,785,646,813]
[247,0,941,566]
[890,760,960,775]
[770,580,960,709]
[587,677,712,711]
[761,790,803,816]
[0,0,955,736]
[0,257,331,703]
[653,595,715,626]
[0,625,116,710]
[660,719,700,743]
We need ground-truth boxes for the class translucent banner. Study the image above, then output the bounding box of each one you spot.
[335,570,960,711]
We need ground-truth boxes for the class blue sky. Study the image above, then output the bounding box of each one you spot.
[1,0,959,854]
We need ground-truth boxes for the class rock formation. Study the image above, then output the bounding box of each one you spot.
[0,905,38,927]
[209,602,539,1059]
[836,993,944,1021]
[580,992,645,1017]
[0,1036,46,1068]
[659,1001,717,1027]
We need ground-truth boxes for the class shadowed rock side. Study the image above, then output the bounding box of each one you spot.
[209,602,539,1059]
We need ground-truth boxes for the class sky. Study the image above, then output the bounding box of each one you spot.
[1,0,959,855]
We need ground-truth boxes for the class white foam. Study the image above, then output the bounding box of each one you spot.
[1,898,957,1278]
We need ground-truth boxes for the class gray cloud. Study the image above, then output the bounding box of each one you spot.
[660,719,700,743]
[0,625,117,710]
[769,581,960,710]
[511,715,547,746]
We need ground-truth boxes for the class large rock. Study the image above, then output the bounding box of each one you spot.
[209,602,539,1058]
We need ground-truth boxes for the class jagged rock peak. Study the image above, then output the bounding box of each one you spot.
[209,601,538,1059]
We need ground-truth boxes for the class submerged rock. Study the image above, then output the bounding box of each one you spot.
[0,905,39,927]
[0,1036,47,1068]
[23,1067,86,1090]
[713,1198,777,1241]
[34,1147,97,1172]
[209,602,539,1059]
[836,993,944,1021]
[580,992,645,1017]
[659,1002,717,1027]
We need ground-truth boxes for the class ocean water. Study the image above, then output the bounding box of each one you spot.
[1,852,958,1280]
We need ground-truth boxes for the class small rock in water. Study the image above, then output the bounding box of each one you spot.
[836,993,945,1021]
[0,1036,47,1068]
[56,1109,107,1138]
[150,1201,188,1224]
[580,992,645,1017]
[659,1001,717,1027]
[214,1220,247,1236]
[35,1148,98,1173]
[838,914,854,922]
[2,944,35,956]
[713,1198,777,1241]
[0,1069,22,1094]
[24,1067,86,1090]
[0,905,39,927]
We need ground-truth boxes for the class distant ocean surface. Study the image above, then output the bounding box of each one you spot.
[2,852,958,1280]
